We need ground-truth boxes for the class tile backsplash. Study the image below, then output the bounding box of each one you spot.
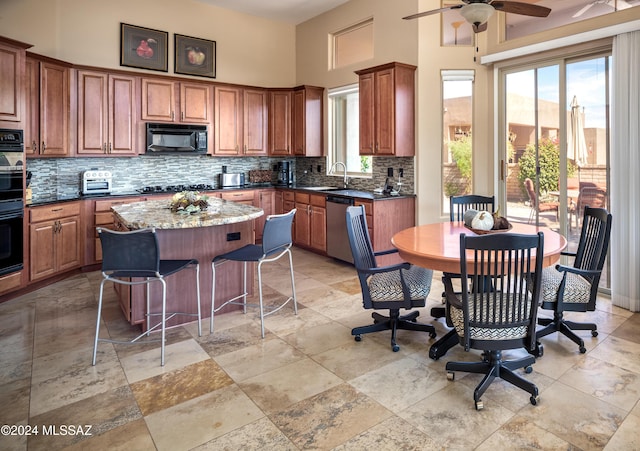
[26,155,414,202]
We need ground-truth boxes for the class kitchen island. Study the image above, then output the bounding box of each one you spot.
[111,197,263,329]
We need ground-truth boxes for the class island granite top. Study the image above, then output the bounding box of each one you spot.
[111,197,264,230]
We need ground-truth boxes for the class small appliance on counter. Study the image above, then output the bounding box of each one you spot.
[219,172,246,188]
[82,169,112,195]
[275,160,293,186]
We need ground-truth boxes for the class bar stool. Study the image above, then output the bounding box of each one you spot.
[211,209,297,338]
[92,227,201,366]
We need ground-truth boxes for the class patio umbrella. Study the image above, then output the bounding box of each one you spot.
[569,95,588,169]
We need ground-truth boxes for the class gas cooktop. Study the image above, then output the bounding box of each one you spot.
[138,184,215,194]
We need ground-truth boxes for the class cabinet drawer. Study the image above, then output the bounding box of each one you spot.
[95,197,143,212]
[0,271,22,294]
[95,211,115,226]
[221,191,254,202]
[283,191,295,201]
[30,202,80,222]
[309,194,325,207]
[295,192,310,204]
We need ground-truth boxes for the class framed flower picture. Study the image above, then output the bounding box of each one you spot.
[174,34,216,78]
[120,23,168,72]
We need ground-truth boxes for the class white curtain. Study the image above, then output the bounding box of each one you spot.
[611,31,640,312]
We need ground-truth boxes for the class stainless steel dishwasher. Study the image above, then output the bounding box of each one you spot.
[326,195,355,263]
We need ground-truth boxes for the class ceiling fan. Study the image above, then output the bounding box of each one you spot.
[573,0,634,18]
[403,0,552,33]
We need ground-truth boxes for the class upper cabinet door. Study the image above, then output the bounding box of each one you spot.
[214,85,242,155]
[243,88,268,156]
[0,41,25,123]
[269,90,292,156]
[39,62,69,156]
[358,72,375,155]
[180,82,212,124]
[141,78,176,122]
[109,74,137,155]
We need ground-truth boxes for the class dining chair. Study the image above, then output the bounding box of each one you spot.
[444,231,544,410]
[211,209,297,338]
[346,205,436,352]
[434,195,496,318]
[532,206,612,356]
[524,178,559,224]
[93,227,201,367]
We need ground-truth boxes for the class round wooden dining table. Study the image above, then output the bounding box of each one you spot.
[392,221,567,275]
[391,221,567,360]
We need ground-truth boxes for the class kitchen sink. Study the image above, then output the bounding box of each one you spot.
[300,186,340,191]
[326,189,375,198]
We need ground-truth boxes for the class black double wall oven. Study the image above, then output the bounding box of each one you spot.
[0,129,25,277]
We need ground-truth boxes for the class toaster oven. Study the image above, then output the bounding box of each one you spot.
[82,170,112,195]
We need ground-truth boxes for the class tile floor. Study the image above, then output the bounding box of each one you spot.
[1,247,639,450]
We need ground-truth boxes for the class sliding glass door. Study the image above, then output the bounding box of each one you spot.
[500,52,611,289]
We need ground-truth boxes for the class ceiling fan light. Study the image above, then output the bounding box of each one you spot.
[459,3,495,25]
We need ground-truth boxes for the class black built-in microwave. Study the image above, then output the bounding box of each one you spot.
[145,123,207,155]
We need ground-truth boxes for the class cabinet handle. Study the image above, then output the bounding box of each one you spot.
[244,144,247,152]
[181,111,184,121]
[42,142,46,152]
[32,141,38,151]
[375,142,378,151]
[52,208,63,212]
[171,111,175,121]
[109,142,112,153]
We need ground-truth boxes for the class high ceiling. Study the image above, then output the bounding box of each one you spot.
[193,0,350,24]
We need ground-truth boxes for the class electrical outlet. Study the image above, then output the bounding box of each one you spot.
[309,165,313,173]
[387,167,394,177]
[399,168,404,178]
[317,165,322,173]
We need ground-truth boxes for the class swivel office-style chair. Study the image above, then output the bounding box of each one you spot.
[93,227,201,367]
[346,205,436,352]
[444,231,544,410]
[533,206,612,356]
[211,209,297,338]
[434,195,495,318]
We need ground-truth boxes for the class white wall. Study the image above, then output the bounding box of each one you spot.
[0,0,296,86]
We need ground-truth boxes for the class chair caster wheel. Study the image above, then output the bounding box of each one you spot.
[429,331,437,339]
[579,346,586,353]
[447,372,455,381]
[530,395,539,406]
[475,400,484,410]
[392,344,400,352]
[592,331,598,337]
[524,365,533,374]
[354,335,362,342]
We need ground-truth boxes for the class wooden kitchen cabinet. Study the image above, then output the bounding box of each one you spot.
[356,62,416,157]
[294,192,326,252]
[141,78,212,124]
[254,189,274,242]
[25,55,71,157]
[77,70,137,156]
[269,89,292,155]
[89,196,144,264]
[292,85,324,157]
[29,202,82,281]
[0,37,31,126]
[214,86,268,156]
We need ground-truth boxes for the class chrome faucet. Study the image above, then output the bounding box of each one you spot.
[330,161,349,188]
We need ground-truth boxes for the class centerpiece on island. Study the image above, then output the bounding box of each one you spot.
[169,191,209,214]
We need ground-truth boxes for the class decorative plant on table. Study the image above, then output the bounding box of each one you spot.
[170,191,209,214]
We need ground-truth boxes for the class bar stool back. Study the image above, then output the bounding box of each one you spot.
[92,227,201,366]
[211,209,297,338]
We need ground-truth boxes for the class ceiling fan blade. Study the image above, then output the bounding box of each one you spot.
[403,5,463,20]
[490,1,551,17]
[572,3,594,18]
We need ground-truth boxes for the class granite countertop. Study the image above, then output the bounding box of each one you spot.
[112,197,263,230]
